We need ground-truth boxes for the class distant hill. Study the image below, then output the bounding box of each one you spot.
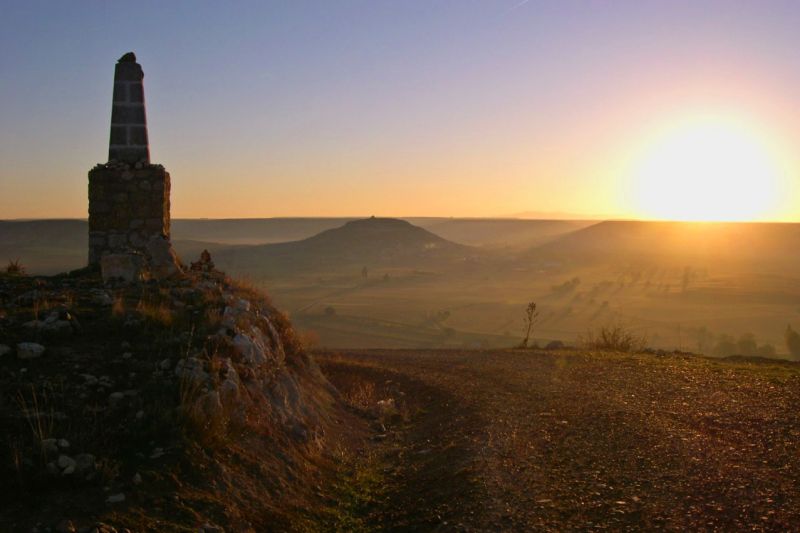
[2,217,583,274]
[532,220,800,271]
[172,218,356,245]
[411,218,594,248]
[214,217,475,275]
[0,220,87,273]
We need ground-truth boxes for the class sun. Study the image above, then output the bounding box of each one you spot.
[630,116,782,221]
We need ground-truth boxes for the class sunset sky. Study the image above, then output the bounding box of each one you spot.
[2,1,800,221]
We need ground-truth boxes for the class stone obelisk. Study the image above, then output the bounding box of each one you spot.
[108,52,149,164]
[88,52,180,280]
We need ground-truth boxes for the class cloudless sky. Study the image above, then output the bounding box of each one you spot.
[2,1,800,219]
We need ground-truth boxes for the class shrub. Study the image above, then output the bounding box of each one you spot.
[545,340,565,350]
[580,324,647,353]
[5,259,26,277]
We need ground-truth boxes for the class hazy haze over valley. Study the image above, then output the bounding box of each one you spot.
[3,216,799,358]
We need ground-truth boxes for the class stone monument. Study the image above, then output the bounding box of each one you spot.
[88,52,181,280]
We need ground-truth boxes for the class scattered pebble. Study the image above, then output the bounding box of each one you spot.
[106,493,126,504]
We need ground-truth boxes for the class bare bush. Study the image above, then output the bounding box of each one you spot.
[5,259,26,277]
[580,324,647,353]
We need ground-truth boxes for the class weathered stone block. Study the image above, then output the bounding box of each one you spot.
[101,253,145,283]
[111,105,145,124]
[88,165,172,267]
[110,126,127,144]
[107,233,128,249]
[129,126,147,145]
[129,84,144,102]
[90,201,111,214]
[128,232,147,248]
[89,232,107,246]
[113,83,127,102]
[146,235,180,279]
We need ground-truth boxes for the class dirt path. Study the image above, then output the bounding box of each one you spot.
[317,349,800,532]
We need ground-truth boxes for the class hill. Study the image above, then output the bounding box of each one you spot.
[532,220,800,271]
[0,220,88,274]
[214,217,477,276]
[408,218,593,248]
[171,218,357,245]
[0,265,356,531]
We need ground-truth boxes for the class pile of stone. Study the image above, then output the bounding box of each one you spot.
[190,249,215,273]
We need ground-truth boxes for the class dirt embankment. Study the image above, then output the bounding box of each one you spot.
[318,349,800,532]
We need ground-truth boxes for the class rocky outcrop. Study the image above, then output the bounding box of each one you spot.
[0,259,341,531]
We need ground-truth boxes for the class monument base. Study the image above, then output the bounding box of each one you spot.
[88,163,180,278]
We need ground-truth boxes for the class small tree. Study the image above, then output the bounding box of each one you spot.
[519,302,540,348]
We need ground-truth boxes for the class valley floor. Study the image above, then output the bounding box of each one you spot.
[317,349,800,532]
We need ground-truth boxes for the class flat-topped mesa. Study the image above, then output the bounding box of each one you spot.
[109,52,149,164]
[88,52,181,280]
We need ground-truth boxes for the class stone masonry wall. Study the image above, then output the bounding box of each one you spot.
[88,162,170,266]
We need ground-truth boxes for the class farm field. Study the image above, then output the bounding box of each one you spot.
[317,348,800,531]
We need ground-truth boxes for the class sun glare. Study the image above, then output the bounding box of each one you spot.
[630,117,782,221]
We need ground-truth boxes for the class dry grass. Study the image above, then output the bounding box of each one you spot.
[177,366,229,448]
[136,298,174,327]
[15,385,55,461]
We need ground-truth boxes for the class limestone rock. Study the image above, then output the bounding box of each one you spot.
[200,390,223,421]
[41,438,59,455]
[106,493,126,504]
[57,454,76,474]
[232,332,267,366]
[74,453,96,475]
[221,297,251,329]
[17,342,45,359]
[174,357,209,385]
